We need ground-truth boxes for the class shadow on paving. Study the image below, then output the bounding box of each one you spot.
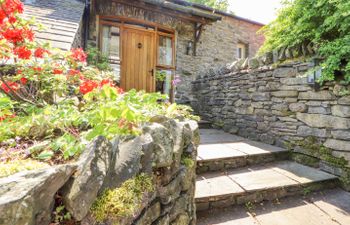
[197,189,350,225]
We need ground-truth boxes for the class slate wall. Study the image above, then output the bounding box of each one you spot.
[192,59,350,189]
[0,118,199,225]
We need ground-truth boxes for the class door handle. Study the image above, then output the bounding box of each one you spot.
[149,69,154,76]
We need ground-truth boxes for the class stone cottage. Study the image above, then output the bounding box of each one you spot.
[23,0,264,103]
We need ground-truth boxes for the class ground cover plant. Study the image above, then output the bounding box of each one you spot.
[260,0,350,83]
[0,0,194,177]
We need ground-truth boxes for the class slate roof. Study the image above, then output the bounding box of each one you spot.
[23,0,85,51]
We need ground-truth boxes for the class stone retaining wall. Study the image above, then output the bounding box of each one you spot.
[192,60,350,189]
[0,117,199,225]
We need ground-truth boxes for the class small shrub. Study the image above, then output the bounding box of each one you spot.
[91,174,154,222]
[0,159,48,177]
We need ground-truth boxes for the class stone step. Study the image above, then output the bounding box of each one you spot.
[197,188,350,225]
[195,161,339,212]
[197,129,290,173]
[198,120,212,129]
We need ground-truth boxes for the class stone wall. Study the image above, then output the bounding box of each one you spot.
[0,118,199,225]
[87,0,264,103]
[192,59,350,189]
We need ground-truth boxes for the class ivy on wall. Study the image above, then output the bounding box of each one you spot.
[260,0,350,83]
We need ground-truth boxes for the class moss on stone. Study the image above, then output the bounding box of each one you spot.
[0,159,49,178]
[91,174,154,223]
[181,156,195,169]
[292,153,320,168]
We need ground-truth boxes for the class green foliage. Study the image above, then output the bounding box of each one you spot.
[187,0,229,11]
[87,46,112,71]
[156,71,166,82]
[181,156,195,168]
[260,0,350,82]
[91,174,154,222]
[0,159,48,178]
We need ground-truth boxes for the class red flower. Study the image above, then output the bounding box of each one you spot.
[1,81,19,93]
[53,69,63,74]
[0,0,23,24]
[100,79,115,87]
[20,77,27,85]
[70,48,87,62]
[13,46,31,59]
[0,113,16,122]
[79,80,98,94]
[68,69,81,76]
[2,28,24,44]
[34,48,49,58]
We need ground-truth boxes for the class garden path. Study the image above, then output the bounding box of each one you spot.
[196,129,350,225]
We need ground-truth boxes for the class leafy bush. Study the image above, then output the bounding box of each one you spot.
[260,0,350,83]
[0,0,196,168]
[86,46,112,71]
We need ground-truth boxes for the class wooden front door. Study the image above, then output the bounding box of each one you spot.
[121,27,155,92]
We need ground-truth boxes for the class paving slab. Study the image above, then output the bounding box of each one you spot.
[200,129,246,144]
[195,161,337,203]
[227,165,298,191]
[197,144,246,161]
[271,161,337,183]
[197,189,350,225]
[224,141,287,155]
[196,171,244,199]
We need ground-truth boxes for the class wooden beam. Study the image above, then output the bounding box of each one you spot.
[193,23,203,56]
[110,0,213,25]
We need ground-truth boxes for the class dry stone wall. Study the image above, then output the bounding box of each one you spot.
[192,59,350,189]
[0,117,199,225]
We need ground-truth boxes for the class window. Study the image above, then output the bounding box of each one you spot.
[101,25,121,83]
[237,43,248,59]
[158,35,174,67]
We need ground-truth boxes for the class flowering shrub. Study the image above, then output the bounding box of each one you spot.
[0,0,195,171]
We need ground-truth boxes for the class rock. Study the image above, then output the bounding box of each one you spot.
[112,136,144,186]
[332,84,347,97]
[289,103,307,112]
[297,126,328,138]
[134,202,161,225]
[331,130,350,141]
[271,91,298,97]
[143,124,174,168]
[228,59,245,71]
[332,151,350,166]
[153,215,170,225]
[308,107,330,115]
[324,139,350,152]
[170,213,190,225]
[251,92,270,101]
[273,67,296,78]
[0,165,76,225]
[62,136,113,221]
[278,47,286,61]
[240,58,249,69]
[298,91,335,100]
[262,52,273,65]
[248,57,260,69]
[338,96,350,105]
[331,105,350,118]
[280,77,308,85]
[296,113,350,129]
[158,171,183,204]
[169,195,188,221]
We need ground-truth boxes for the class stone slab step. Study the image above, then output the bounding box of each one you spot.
[198,120,212,129]
[197,188,350,225]
[195,161,339,211]
[197,129,290,173]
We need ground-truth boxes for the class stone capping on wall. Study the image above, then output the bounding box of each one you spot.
[0,117,199,225]
[192,56,350,190]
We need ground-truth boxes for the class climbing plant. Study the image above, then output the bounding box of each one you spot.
[259,0,350,83]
